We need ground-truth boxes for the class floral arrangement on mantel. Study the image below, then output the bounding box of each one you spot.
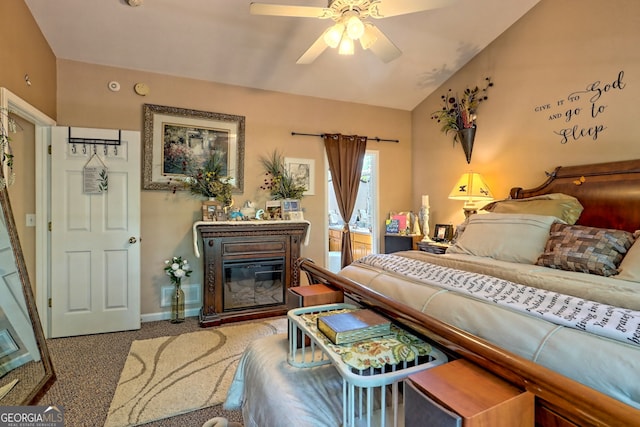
[164,256,192,286]
[259,150,306,200]
[431,77,493,143]
[182,151,233,206]
[0,108,17,189]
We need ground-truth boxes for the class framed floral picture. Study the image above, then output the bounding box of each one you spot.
[284,157,315,196]
[142,104,245,192]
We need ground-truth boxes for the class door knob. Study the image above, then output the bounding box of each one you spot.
[129,237,137,244]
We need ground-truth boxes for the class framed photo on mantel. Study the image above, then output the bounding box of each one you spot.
[202,200,220,221]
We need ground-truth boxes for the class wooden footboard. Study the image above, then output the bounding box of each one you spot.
[297,258,639,427]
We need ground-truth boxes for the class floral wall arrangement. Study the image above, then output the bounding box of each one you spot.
[431,77,493,163]
[259,150,307,200]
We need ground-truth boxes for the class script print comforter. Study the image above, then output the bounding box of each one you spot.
[340,252,640,409]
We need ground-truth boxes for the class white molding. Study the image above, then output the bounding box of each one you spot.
[141,307,201,323]
[1,88,56,337]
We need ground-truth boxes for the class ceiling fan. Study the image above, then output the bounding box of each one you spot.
[250,0,454,64]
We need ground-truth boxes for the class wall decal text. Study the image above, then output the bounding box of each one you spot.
[534,70,626,144]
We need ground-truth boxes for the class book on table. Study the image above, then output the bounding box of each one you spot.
[317,309,392,345]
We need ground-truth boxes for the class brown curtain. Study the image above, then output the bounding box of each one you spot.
[324,133,367,268]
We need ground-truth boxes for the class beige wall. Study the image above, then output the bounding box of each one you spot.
[56,60,412,316]
[0,1,56,118]
[0,1,55,296]
[412,0,640,230]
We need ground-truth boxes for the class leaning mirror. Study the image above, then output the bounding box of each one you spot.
[0,184,55,404]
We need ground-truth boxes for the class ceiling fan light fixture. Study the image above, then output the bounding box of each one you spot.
[338,37,355,55]
[346,15,365,40]
[323,23,345,49]
[359,23,377,50]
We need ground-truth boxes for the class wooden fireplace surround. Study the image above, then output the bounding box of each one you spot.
[195,221,309,327]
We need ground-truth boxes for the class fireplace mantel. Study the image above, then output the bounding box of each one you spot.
[194,220,310,327]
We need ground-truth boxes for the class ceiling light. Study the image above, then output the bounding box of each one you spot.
[338,37,355,55]
[323,23,345,49]
[346,15,365,40]
[359,23,377,50]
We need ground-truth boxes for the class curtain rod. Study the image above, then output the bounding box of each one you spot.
[291,132,399,143]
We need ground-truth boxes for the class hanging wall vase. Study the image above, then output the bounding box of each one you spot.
[171,280,185,323]
[457,127,476,164]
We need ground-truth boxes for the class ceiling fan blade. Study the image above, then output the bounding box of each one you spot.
[296,30,330,65]
[366,25,402,63]
[370,0,455,18]
[250,2,332,19]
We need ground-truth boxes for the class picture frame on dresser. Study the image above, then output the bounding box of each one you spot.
[281,199,300,214]
[433,224,453,242]
[286,211,304,221]
[265,200,282,219]
[201,200,220,221]
[142,103,245,192]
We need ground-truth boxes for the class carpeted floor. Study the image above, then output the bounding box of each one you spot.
[38,316,275,427]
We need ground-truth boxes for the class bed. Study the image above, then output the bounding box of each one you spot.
[226,159,640,426]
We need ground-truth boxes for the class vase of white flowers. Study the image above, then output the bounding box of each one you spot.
[164,256,191,323]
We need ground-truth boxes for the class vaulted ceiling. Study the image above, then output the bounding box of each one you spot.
[25,0,540,110]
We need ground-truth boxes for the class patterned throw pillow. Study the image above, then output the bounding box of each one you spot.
[536,223,635,276]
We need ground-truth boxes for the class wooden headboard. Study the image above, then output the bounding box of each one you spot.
[510,159,640,232]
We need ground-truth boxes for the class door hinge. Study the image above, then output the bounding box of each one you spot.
[48,298,52,308]
[48,145,52,155]
[48,222,52,231]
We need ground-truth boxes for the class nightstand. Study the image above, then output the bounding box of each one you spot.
[405,359,534,427]
[384,234,423,253]
[417,241,451,254]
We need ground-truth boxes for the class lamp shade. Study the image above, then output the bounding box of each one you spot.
[324,23,345,49]
[448,172,493,211]
[338,37,355,55]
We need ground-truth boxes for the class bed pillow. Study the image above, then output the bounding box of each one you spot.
[536,223,635,276]
[446,213,561,264]
[613,231,640,282]
[482,193,583,224]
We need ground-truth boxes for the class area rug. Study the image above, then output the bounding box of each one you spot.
[104,318,287,427]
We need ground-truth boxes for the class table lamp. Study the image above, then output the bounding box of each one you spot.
[448,172,494,217]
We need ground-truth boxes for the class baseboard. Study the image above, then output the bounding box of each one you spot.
[141,307,201,323]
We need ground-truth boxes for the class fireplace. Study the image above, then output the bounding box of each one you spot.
[196,221,309,327]
[222,257,285,311]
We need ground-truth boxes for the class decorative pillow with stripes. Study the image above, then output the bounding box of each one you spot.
[536,223,635,276]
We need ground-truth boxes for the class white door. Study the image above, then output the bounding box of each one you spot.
[50,127,141,338]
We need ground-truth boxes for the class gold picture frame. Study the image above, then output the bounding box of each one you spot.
[142,103,245,193]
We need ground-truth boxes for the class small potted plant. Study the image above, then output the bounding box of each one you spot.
[181,151,233,219]
[259,150,306,200]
